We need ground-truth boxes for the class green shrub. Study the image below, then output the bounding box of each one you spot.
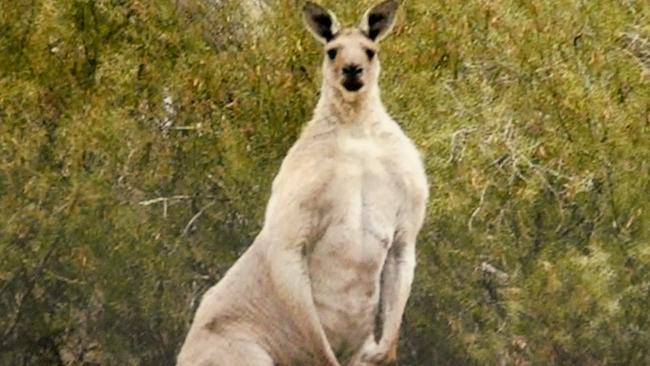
[1,0,648,364]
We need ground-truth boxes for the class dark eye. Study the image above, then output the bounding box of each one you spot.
[327,49,337,60]
[365,48,375,60]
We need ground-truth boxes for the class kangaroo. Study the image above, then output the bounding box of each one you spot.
[176,1,428,365]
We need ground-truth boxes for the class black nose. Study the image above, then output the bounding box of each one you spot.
[342,64,363,77]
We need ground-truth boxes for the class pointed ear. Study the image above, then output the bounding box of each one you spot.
[303,2,340,44]
[359,0,399,42]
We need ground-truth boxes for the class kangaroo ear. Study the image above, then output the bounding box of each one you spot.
[359,0,399,42]
[303,2,340,44]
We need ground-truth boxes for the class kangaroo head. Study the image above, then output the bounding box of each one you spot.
[303,1,398,100]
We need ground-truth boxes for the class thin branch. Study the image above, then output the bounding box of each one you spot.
[182,201,217,236]
[45,269,86,285]
[138,195,190,206]
[169,126,199,131]
[139,195,192,218]
[468,184,489,231]
[447,127,477,163]
[1,243,56,347]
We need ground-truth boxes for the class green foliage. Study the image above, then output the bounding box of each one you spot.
[1,0,649,364]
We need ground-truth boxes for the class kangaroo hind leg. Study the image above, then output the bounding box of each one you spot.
[180,336,274,366]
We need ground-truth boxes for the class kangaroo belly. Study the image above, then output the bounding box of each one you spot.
[309,225,389,358]
[308,155,401,359]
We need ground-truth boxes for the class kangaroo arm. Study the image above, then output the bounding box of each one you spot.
[376,239,416,356]
[264,232,340,366]
[355,237,416,366]
[375,192,427,358]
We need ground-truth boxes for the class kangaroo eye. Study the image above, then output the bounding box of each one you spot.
[365,49,375,60]
[327,49,337,60]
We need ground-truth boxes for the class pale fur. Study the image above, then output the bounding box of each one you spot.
[177,1,427,365]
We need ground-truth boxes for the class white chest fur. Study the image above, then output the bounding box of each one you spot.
[304,126,414,352]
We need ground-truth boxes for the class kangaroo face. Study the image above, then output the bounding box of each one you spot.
[324,29,379,94]
[303,1,398,97]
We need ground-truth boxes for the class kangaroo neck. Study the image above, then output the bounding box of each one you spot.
[314,83,385,125]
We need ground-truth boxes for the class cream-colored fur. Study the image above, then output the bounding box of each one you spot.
[176,1,427,365]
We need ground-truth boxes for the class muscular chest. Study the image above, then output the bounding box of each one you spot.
[338,135,399,196]
[321,136,412,251]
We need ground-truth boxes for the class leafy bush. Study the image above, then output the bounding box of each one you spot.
[1,0,648,364]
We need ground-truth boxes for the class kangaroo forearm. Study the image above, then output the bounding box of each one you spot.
[269,252,339,364]
[378,251,415,344]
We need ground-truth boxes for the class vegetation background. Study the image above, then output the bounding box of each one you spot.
[1,0,649,364]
